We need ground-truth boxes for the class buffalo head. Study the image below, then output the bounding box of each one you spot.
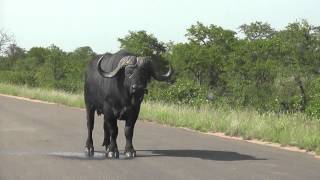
[97,54,172,97]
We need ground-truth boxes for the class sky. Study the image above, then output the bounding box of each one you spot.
[1,0,320,53]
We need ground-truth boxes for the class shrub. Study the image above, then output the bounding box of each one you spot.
[306,77,320,120]
[146,79,209,106]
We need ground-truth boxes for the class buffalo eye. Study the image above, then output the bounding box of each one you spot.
[126,68,134,76]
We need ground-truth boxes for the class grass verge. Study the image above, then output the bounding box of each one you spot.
[0,83,84,108]
[1,83,319,155]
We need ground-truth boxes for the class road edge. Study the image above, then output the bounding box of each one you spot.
[1,93,319,160]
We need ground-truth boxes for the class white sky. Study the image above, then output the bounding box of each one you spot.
[1,0,320,53]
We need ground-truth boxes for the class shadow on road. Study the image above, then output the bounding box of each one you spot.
[137,149,266,161]
[48,151,107,160]
[46,150,266,161]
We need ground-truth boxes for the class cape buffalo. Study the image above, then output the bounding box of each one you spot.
[84,50,172,158]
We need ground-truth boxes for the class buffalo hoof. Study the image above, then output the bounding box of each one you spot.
[124,151,136,159]
[106,147,119,159]
[106,151,119,159]
[84,146,94,157]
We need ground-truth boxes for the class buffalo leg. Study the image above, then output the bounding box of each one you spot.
[102,120,110,148]
[104,116,119,159]
[85,106,95,157]
[124,119,137,158]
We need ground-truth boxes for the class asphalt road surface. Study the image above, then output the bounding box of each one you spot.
[0,95,319,180]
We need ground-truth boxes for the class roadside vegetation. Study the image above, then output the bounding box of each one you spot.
[0,83,84,107]
[0,20,320,155]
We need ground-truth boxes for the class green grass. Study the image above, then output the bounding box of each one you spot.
[0,83,84,108]
[141,101,320,154]
[1,83,320,155]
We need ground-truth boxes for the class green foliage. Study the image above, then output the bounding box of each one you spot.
[0,44,94,93]
[0,70,36,85]
[147,79,208,106]
[186,22,237,48]
[239,21,275,40]
[171,22,236,87]
[118,30,166,57]
[306,77,320,119]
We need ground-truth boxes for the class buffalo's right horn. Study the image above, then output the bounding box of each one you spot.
[97,55,137,78]
[136,56,173,81]
[151,63,173,81]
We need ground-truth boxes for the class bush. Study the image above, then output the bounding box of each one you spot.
[306,77,320,119]
[147,79,209,106]
[0,70,37,86]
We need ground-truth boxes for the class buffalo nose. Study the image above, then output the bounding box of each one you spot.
[131,84,147,94]
[132,84,145,90]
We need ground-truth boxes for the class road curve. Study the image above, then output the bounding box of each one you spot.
[0,95,319,180]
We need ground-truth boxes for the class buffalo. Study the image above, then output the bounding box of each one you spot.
[84,50,172,158]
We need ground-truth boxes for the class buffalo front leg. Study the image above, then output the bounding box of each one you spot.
[124,119,137,158]
[85,106,95,157]
[104,115,119,159]
[102,120,110,148]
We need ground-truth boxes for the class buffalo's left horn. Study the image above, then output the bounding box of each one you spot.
[136,57,149,66]
[97,55,136,78]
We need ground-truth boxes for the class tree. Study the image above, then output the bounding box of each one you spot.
[72,46,96,59]
[118,30,167,57]
[0,29,15,56]
[5,44,26,60]
[27,47,50,66]
[186,22,237,49]
[34,45,67,89]
[220,22,278,109]
[239,21,275,41]
[172,22,237,87]
[62,46,96,92]
[274,20,320,111]
[171,43,211,85]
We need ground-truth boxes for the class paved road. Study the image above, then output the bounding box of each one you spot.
[0,95,319,180]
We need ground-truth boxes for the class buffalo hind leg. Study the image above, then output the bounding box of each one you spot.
[124,119,137,158]
[104,116,119,159]
[85,106,95,157]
